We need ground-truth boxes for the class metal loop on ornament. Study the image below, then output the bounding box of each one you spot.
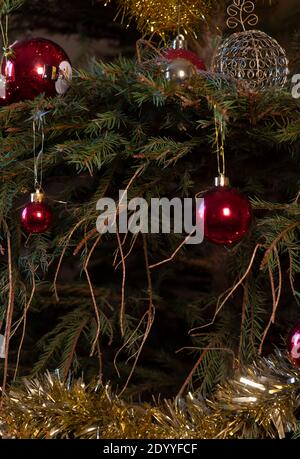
[227,0,258,31]
[2,46,13,58]
[173,34,186,50]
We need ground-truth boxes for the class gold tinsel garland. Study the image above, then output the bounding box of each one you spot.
[1,352,300,439]
[104,0,214,37]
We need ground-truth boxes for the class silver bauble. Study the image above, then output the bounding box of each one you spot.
[213,30,289,91]
[164,58,197,84]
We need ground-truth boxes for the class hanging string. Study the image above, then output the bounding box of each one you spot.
[31,110,68,204]
[177,1,181,38]
[31,111,49,191]
[0,12,13,72]
[214,105,226,177]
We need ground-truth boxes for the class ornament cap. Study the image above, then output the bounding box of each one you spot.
[214,175,230,187]
[172,34,187,50]
[31,190,44,203]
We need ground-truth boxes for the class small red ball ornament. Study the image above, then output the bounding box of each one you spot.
[21,191,52,234]
[163,35,206,72]
[1,37,72,103]
[199,176,252,245]
[288,322,300,368]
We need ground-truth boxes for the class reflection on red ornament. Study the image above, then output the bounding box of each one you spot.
[0,74,14,106]
[164,48,206,71]
[222,207,231,217]
[201,185,252,245]
[36,66,44,76]
[288,322,300,368]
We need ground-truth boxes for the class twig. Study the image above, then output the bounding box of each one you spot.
[250,289,256,352]
[114,233,138,271]
[13,269,36,381]
[176,255,215,270]
[63,318,88,382]
[191,244,262,332]
[118,235,155,397]
[73,228,98,256]
[111,166,146,329]
[176,347,211,399]
[96,338,103,385]
[112,165,145,228]
[274,247,283,319]
[260,222,300,269]
[149,231,194,270]
[53,218,86,301]
[83,235,102,357]
[143,235,153,308]
[116,226,126,337]
[136,37,163,64]
[113,310,148,378]
[113,231,128,267]
[135,27,169,64]
[288,250,298,299]
[1,229,14,399]
[238,281,248,366]
[118,308,154,398]
[259,248,283,355]
[176,346,235,358]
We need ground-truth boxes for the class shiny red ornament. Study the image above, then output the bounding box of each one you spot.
[163,48,206,71]
[21,200,53,234]
[288,322,300,368]
[200,186,252,245]
[1,37,72,103]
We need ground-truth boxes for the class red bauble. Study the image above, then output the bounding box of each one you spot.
[1,37,72,103]
[200,186,252,245]
[288,322,300,368]
[163,48,206,71]
[21,201,53,234]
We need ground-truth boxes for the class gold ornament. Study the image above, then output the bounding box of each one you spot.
[104,0,213,37]
[213,0,289,91]
[1,352,300,439]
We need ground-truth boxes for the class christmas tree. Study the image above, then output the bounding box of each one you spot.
[0,0,299,439]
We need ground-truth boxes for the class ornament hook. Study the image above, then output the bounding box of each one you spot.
[172,34,186,50]
[226,0,258,32]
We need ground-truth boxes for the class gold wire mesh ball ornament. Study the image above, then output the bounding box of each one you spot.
[104,0,213,37]
[213,0,289,91]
